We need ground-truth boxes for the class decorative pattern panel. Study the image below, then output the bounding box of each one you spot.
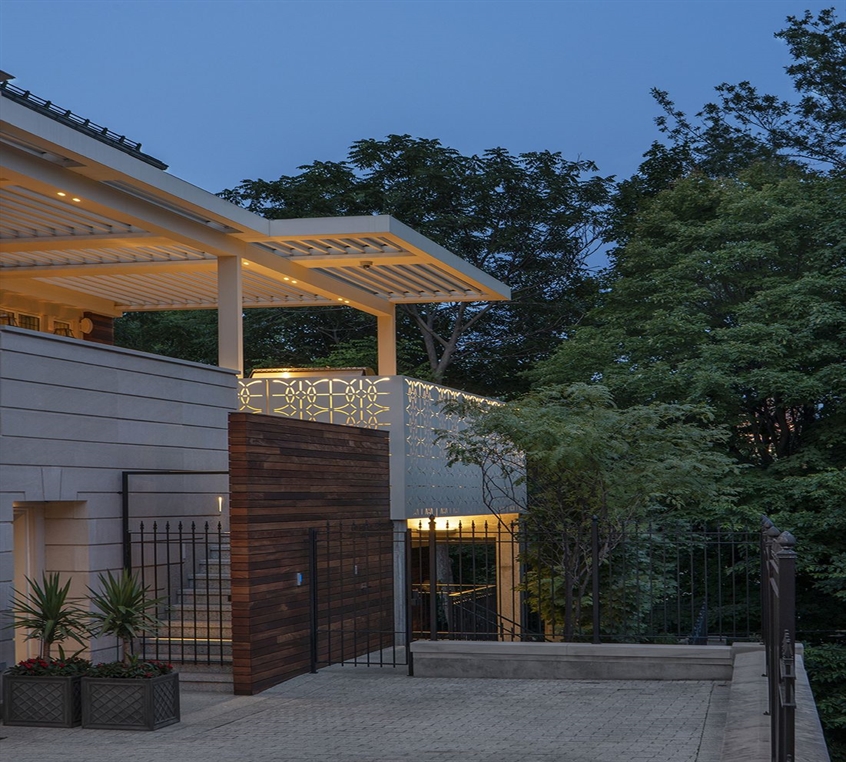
[403,379,509,518]
[238,377,392,429]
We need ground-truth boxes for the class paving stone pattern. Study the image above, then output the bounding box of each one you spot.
[1,666,728,762]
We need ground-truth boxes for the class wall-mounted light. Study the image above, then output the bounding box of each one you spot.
[217,496,223,513]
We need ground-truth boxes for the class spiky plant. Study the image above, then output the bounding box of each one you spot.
[8,573,90,659]
[88,570,163,665]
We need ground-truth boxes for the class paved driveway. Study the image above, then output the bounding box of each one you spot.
[1,666,728,762]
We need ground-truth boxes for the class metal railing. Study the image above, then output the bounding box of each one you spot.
[129,521,231,665]
[409,516,759,644]
[761,516,797,762]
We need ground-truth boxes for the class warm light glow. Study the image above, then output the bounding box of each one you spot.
[217,496,223,513]
[337,298,343,302]
[57,192,66,197]
[243,260,251,266]
[71,197,81,203]
[406,513,520,532]
[291,280,297,284]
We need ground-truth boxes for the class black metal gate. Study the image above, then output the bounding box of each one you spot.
[308,522,411,673]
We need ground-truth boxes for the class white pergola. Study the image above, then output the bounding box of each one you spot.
[0,85,510,375]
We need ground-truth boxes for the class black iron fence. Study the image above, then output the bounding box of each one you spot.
[309,522,407,671]
[129,521,231,665]
[409,516,760,644]
[761,516,797,762]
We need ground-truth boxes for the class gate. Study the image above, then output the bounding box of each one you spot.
[308,522,411,673]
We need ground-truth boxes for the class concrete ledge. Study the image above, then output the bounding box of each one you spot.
[410,641,734,680]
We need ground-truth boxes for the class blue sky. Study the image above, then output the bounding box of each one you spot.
[0,1,833,195]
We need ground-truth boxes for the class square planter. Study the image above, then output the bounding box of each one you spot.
[81,672,179,730]
[2,674,83,727]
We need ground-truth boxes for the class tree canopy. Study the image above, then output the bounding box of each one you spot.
[220,135,611,393]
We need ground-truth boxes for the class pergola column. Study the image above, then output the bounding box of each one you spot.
[377,304,397,376]
[217,255,243,375]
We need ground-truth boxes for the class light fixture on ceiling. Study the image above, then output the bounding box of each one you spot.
[72,197,81,203]
[57,191,66,197]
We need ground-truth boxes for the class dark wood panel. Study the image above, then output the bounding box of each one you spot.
[229,412,392,695]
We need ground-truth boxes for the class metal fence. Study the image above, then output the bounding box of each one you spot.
[129,521,231,665]
[761,516,797,762]
[309,522,408,671]
[409,516,760,644]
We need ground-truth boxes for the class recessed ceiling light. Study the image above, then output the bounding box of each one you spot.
[71,197,81,203]
[57,192,66,197]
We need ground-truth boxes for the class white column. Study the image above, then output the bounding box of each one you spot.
[217,255,243,375]
[377,304,397,376]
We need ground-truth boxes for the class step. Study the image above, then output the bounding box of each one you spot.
[176,664,234,693]
[187,575,231,591]
[176,591,232,607]
[158,622,232,639]
[140,638,232,662]
[166,604,232,623]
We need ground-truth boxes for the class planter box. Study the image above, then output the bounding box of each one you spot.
[81,672,180,730]
[2,674,83,727]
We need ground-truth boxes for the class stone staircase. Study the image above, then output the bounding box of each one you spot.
[141,541,234,691]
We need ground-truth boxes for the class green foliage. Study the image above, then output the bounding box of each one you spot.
[8,573,90,660]
[5,656,91,676]
[447,383,740,525]
[804,644,846,758]
[222,135,611,391]
[651,8,845,177]
[88,570,163,665]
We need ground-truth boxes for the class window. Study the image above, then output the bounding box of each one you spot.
[17,314,41,331]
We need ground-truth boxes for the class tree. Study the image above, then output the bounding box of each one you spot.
[533,168,846,636]
[444,383,740,637]
[221,135,611,393]
[611,8,845,242]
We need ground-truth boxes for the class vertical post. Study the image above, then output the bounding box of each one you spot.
[777,531,797,762]
[591,516,600,644]
[405,528,414,676]
[377,305,397,376]
[309,528,319,673]
[217,255,244,375]
[122,471,131,572]
[428,515,438,641]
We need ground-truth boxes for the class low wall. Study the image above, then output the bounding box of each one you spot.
[411,641,734,680]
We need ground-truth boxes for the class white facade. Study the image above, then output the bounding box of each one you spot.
[0,327,235,667]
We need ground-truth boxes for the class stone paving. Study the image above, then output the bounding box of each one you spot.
[0,666,728,762]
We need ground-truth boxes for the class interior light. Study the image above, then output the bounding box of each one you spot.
[344,300,349,304]
[291,280,297,284]
[243,260,251,266]
[71,197,81,203]
[337,298,343,302]
[57,192,66,197]
[283,276,290,281]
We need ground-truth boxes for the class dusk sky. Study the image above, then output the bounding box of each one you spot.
[0,1,833,196]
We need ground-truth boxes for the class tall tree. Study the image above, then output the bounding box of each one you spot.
[221,135,611,393]
[611,7,845,244]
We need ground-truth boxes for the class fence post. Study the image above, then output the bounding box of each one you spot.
[428,516,438,641]
[309,527,318,673]
[405,528,414,676]
[592,516,600,644]
[777,531,797,762]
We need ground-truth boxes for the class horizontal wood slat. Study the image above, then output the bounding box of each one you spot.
[229,412,391,695]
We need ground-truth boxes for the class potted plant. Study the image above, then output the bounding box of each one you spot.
[82,569,180,730]
[3,572,91,727]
